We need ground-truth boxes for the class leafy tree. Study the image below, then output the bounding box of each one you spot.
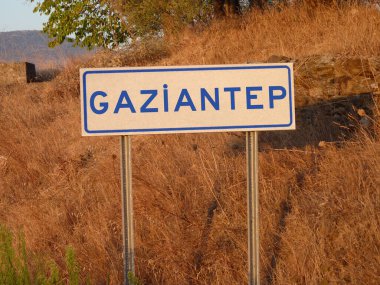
[30,0,268,50]
[30,0,129,49]
[31,0,215,49]
[112,0,213,37]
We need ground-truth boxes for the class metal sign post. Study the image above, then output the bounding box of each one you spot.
[247,131,260,285]
[120,136,135,285]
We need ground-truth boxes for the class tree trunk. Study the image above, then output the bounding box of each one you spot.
[213,0,225,17]
[214,0,240,17]
[249,0,265,9]
[225,0,240,16]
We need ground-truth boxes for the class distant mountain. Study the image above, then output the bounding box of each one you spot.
[0,30,93,69]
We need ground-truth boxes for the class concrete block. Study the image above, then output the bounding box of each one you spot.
[0,62,36,85]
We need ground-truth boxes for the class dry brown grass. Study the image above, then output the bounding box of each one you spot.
[162,4,380,65]
[0,3,380,285]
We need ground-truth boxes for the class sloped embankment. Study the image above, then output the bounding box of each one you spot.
[0,51,379,284]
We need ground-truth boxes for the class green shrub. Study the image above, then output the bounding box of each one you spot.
[0,225,88,285]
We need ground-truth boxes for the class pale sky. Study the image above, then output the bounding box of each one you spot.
[0,0,48,32]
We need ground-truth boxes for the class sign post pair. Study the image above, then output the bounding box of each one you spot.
[81,64,295,285]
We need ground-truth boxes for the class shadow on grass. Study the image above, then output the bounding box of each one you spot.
[34,68,61,82]
[227,93,377,152]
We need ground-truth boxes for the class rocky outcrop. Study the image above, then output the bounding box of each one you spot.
[284,55,380,106]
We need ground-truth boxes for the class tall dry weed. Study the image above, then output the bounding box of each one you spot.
[1,82,379,283]
[162,4,380,65]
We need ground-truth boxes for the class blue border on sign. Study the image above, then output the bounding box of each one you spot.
[82,65,293,134]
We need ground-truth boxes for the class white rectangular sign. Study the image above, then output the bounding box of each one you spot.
[80,64,295,136]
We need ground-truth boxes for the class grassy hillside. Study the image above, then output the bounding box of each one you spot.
[0,4,379,285]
